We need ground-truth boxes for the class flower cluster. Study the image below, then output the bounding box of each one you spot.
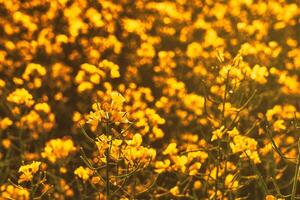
[41,138,76,163]
[0,0,299,199]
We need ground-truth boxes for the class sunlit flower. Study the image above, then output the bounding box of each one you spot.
[18,161,41,183]
[211,126,226,141]
[74,166,93,181]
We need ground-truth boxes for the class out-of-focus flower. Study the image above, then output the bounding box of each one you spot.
[163,143,178,155]
[0,185,30,200]
[0,117,13,130]
[41,138,76,163]
[6,88,34,107]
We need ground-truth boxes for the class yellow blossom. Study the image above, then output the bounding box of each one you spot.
[18,161,41,183]
[126,133,142,147]
[163,143,178,155]
[225,174,239,191]
[273,119,286,132]
[0,185,29,200]
[74,166,93,181]
[41,138,76,163]
[154,159,171,173]
[211,126,225,141]
[188,162,201,175]
[194,180,202,190]
[34,103,51,113]
[0,117,13,130]
[111,91,125,109]
[227,127,239,138]
[6,88,34,107]
[170,186,180,196]
[250,64,269,84]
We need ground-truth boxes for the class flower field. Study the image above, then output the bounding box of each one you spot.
[0,0,300,199]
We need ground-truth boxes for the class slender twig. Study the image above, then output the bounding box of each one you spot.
[291,139,300,200]
[79,125,96,144]
[111,164,141,179]
[244,151,269,196]
[215,139,221,200]
[136,175,159,196]
[105,120,111,200]
[264,125,296,163]
[270,177,291,198]
[223,89,257,133]
[221,69,230,122]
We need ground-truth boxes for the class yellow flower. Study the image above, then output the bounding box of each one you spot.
[154,159,170,173]
[0,117,13,130]
[22,63,46,81]
[230,135,261,163]
[91,176,101,184]
[95,134,110,152]
[111,91,125,109]
[86,92,128,126]
[273,119,286,132]
[1,185,30,200]
[18,161,41,183]
[123,134,156,166]
[60,167,67,174]
[0,79,6,88]
[225,174,239,191]
[194,180,202,190]
[126,133,142,147]
[41,138,76,163]
[211,126,225,141]
[2,139,11,149]
[152,126,165,139]
[6,88,34,107]
[86,107,105,127]
[227,127,239,138]
[250,64,269,84]
[99,60,120,78]
[96,135,126,163]
[81,63,99,74]
[34,103,51,113]
[186,42,202,59]
[170,186,180,196]
[265,195,276,200]
[74,166,93,181]
[77,81,94,93]
[188,162,201,175]
[172,155,188,173]
[183,93,205,116]
[163,143,178,155]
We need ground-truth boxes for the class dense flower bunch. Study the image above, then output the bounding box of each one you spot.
[77,92,157,198]
[0,0,299,199]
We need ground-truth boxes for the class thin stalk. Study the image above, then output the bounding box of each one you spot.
[244,151,269,196]
[270,177,291,198]
[265,125,296,163]
[80,125,96,144]
[221,70,230,122]
[291,139,300,200]
[215,139,221,200]
[105,120,111,200]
